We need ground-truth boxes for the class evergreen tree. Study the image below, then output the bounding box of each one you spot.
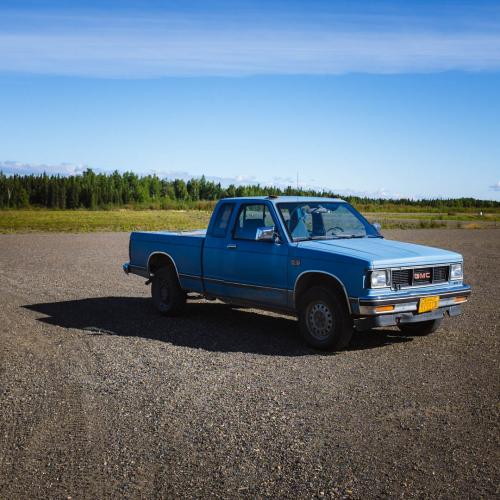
[0,169,497,212]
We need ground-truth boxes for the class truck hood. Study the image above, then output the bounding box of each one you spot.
[297,237,462,268]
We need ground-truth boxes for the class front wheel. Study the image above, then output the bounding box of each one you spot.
[151,266,186,316]
[397,318,442,336]
[298,286,353,350]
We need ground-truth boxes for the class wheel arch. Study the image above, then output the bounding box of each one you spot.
[147,251,179,279]
[294,271,352,314]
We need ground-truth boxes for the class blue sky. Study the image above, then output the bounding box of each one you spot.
[0,0,499,199]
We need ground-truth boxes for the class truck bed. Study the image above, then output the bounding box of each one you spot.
[129,230,206,287]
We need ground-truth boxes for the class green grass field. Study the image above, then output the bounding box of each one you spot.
[0,209,212,233]
[0,209,498,233]
[363,212,500,230]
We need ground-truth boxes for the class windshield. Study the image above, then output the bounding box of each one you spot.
[277,202,380,241]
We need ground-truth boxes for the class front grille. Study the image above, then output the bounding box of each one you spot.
[390,266,449,288]
[391,269,412,287]
[433,266,449,282]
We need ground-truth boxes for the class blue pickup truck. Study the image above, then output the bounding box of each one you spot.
[123,196,470,350]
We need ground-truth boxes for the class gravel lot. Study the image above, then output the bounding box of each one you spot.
[0,229,498,498]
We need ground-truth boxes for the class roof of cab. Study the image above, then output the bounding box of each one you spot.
[220,195,346,204]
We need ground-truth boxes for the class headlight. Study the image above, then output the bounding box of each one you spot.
[450,263,463,280]
[370,270,389,288]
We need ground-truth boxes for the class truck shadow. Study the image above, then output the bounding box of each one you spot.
[23,296,412,356]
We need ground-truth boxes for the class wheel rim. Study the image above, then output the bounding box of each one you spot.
[306,301,334,340]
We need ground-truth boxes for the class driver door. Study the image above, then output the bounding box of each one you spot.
[204,202,289,307]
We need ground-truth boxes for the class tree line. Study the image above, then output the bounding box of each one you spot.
[0,169,498,212]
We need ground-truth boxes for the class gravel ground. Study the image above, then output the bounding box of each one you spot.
[0,229,498,498]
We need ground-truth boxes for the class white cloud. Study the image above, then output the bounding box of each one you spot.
[0,7,500,77]
[149,169,258,186]
[272,176,296,187]
[298,184,407,200]
[0,160,89,176]
[490,180,500,191]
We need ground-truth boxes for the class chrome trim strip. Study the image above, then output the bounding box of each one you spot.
[389,263,459,271]
[203,276,287,293]
[215,295,295,314]
[393,281,456,290]
[293,270,352,314]
[179,273,202,281]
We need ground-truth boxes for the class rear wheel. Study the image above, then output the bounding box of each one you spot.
[298,286,353,350]
[151,266,186,316]
[397,318,442,336]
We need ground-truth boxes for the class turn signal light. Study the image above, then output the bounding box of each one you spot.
[454,296,468,304]
[374,305,395,313]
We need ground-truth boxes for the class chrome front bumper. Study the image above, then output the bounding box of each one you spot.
[351,284,471,330]
[358,289,471,315]
[353,305,464,331]
[353,285,471,314]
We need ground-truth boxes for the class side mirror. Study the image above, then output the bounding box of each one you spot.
[256,226,278,242]
[373,222,382,233]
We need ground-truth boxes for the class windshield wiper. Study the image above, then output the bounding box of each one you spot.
[294,235,342,242]
[335,234,366,239]
[296,233,381,242]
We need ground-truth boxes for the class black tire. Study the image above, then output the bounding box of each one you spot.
[298,286,353,350]
[397,318,443,336]
[151,266,186,316]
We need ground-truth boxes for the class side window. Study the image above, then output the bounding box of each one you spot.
[211,203,234,237]
[233,204,275,240]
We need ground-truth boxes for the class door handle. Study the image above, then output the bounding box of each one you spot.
[227,243,237,249]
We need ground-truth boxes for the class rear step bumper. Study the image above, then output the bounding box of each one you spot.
[122,262,149,278]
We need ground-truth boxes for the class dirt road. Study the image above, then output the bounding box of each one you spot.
[0,230,498,498]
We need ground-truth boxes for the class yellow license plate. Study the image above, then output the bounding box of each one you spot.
[418,296,440,313]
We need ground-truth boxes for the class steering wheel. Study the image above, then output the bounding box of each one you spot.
[325,226,344,234]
